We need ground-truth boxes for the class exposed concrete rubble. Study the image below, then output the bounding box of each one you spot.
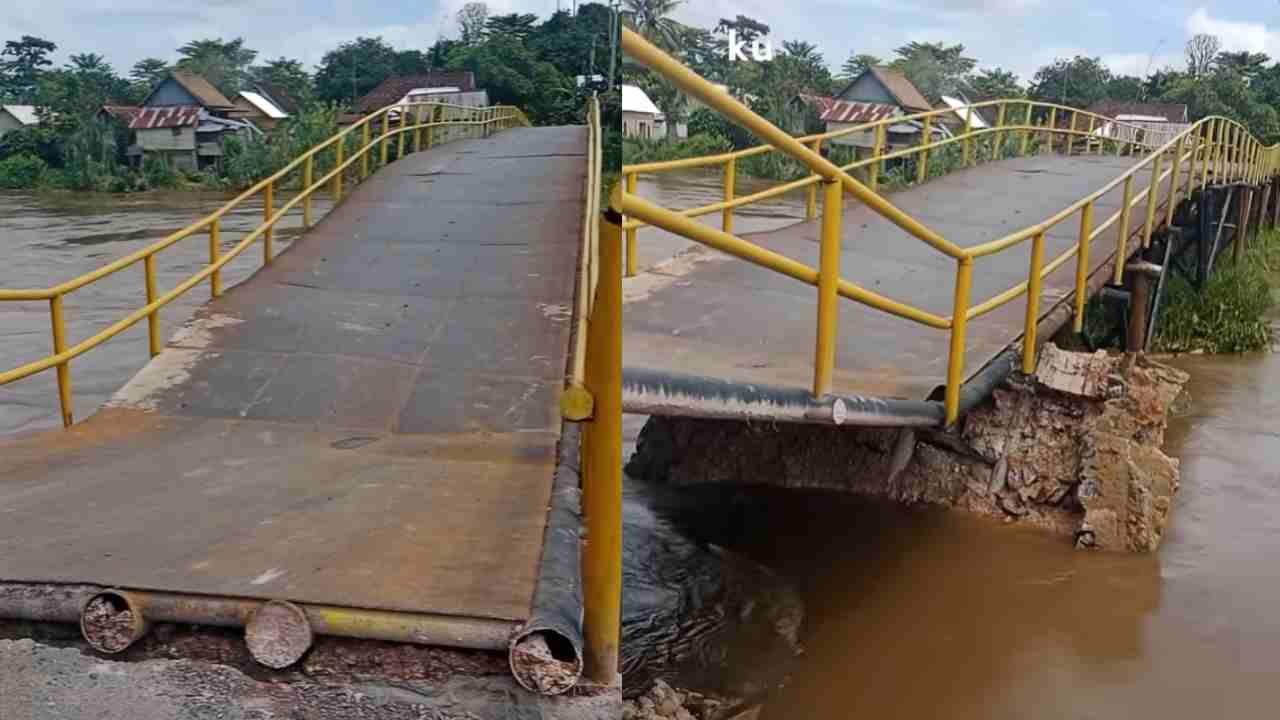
[627,346,1189,552]
[623,679,760,720]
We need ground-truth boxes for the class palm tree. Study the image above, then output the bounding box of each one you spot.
[623,0,686,50]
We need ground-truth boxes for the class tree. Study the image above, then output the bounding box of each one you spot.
[1029,56,1112,108]
[486,13,539,42]
[966,68,1022,100]
[0,36,57,103]
[175,38,258,95]
[313,36,403,106]
[840,53,882,82]
[130,58,169,92]
[1185,34,1219,78]
[890,41,975,101]
[249,58,313,107]
[458,2,490,46]
[35,55,131,125]
[623,0,687,50]
[1105,75,1145,102]
[1216,51,1269,83]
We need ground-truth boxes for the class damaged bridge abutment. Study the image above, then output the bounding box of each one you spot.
[627,347,1190,552]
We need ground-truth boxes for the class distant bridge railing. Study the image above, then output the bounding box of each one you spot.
[0,101,530,427]
[621,27,1280,425]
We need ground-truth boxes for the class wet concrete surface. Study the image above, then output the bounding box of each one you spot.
[625,154,1170,400]
[696,345,1280,718]
[0,127,587,624]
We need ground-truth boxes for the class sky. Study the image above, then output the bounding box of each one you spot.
[667,1,1280,84]
[1,1,1279,84]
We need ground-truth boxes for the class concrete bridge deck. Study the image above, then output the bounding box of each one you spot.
[0,127,587,635]
[625,153,1169,403]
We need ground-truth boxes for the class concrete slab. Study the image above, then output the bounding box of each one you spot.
[0,126,588,626]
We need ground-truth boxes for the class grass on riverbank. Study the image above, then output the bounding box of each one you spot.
[1152,227,1280,354]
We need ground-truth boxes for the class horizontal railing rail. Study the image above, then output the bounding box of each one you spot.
[0,100,530,427]
[621,27,1279,424]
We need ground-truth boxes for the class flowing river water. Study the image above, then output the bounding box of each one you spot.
[0,189,333,436]
[7,172,1280,715]
[628,170,1280,716]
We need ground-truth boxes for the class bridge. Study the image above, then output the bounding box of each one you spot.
[0,99,625,692]
[619,29,1279,429]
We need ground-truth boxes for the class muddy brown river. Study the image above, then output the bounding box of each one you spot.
[0,190,333,436]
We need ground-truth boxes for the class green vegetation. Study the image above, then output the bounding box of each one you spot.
[0,3,621,194]
[1152,229,1280,354]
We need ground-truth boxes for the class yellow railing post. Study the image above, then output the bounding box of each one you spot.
[397,106,408,159]
[917,115,933,182]
[333,138,345,202]
[582,196,623,686]
[144,254,160,357]
[1201,119,1215,189]
[209,219,222,298]
[50,294,72,427]
[1023,232,1046,374]
[263,181,274,265]
[625,173,638,278]
[806,139,821,219]
[362,121,371,180]
[380,113,391,166]
[723,157,736,235]
[1165,135,1185,227]
[871,124,885,190]
[1045,107,1057,157]
[1066,111,1077,156]
[1187,130,1201,198]
[992,103,1007,161]
[1142,151,1164,248]
[1085,115,1095,154]
[427,105,436,149]
[963,106,974,166]
[303,155,314,228]
[414,106,424,152]
[1020,102,1033,156]
[1072,201,1094,333]
[1114,174,1135,285]
[945,258,973,426]
[813,178,842,398]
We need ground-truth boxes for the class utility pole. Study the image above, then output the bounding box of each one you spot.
[608,0,621,91]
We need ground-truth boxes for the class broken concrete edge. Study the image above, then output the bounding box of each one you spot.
[510,420,586,696]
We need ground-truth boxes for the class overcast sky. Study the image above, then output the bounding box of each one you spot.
[1,1,1279,84]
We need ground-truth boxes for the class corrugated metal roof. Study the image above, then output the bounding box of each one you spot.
[622,84,661,115]
[795,94,836,115]
[939,96,989,129]
[1,105,38,125]
[820,100,898,124]
[868,67,933,112]
[129,105,203,130]
[238,91,288,119]
[101,105,140,123]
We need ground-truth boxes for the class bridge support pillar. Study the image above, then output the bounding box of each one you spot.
[1125,261,1162,353]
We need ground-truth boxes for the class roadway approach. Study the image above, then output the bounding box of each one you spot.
[0,126,591,685]
[623,152,1177,413]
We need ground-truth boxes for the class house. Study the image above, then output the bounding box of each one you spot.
[355,72,477,114]
[622,84,660,139]
[129,72,257,171]
[231,90,290,131]
[0,105,38,138]
[1087,101,1192,149]
[936,95,991,132]
[823,67,942,154]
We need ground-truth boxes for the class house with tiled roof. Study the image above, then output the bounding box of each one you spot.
[821,68,948,161]
[355,72,480,114]
[129,72,256,171]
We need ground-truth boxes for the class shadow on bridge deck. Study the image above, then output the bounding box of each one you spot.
[625,153,1168,402]
[0,127,587,646]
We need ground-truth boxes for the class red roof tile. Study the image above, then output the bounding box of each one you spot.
[129,105,202,130]
[820,100,898,124]
[355,73,477,113]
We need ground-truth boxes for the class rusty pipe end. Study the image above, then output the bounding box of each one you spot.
[80,590,150,654]
[245,600,313,669]
[509,628,583,696]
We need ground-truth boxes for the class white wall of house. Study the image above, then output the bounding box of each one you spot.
[624,111,657,139]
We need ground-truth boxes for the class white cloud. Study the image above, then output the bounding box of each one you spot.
[1185,7,1280,57]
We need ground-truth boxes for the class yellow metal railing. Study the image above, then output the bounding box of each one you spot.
[564,95,623,685]
[622,27,1280,424]
[0,101,529,427]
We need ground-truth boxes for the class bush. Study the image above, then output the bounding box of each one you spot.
[622,132,732,166]
[1152,229,1280,353]
[0,153,48,189]
[142,154,178,189]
